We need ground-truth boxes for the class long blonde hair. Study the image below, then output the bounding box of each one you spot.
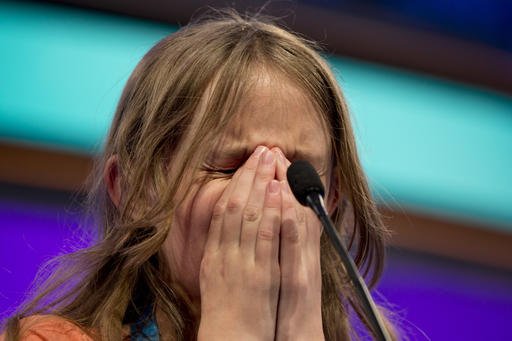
[3,11,394,340]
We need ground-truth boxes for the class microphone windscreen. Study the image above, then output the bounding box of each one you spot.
[286,160,325,206]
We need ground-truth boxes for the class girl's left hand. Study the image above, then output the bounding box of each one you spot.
[273,148,325,341]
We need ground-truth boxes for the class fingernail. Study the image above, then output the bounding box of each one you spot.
[263,149,274,164]
[254,145,267,157]
[272,151,281,166]
[278,150,289,166]
[269,180,280,193]
[274,149,283,163]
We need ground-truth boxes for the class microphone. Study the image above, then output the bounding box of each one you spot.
[287,160,392,341]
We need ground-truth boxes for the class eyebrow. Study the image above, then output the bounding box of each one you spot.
[208,146,247,160]
[295,149,329,174]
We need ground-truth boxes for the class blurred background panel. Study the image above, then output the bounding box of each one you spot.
[1,0,511,339]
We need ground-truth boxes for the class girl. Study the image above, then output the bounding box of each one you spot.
[2,11,395,340]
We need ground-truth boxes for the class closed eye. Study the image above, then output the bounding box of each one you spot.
[213,168,237,175]
[201,163,238,176]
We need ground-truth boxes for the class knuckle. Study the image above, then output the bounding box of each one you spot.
[282,218,300,243]
[226,197,243,212]
[200,254,214,279]
[213,202,226,216]
[296,207,306,223]
[282,272,308,293]
[257,226,275,241]
[212,202,226,219]
[292,275,309,293]
[243,205,260,222]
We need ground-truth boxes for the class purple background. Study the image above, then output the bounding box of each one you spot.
[1,184,511,340]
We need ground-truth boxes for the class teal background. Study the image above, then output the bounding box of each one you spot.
[1,0,511,230]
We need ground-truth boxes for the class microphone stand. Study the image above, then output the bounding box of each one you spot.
[306,194,392,341]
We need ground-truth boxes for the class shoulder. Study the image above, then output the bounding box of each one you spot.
[1,315,94,341]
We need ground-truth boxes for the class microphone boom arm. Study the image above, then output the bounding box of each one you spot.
[306,193,392,341]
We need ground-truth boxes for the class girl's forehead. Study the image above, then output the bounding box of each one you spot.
[233,70,327,128]
[207,76,332,174]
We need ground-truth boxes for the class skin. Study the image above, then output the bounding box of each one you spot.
[108,71,337,339]
[165,72,337,340]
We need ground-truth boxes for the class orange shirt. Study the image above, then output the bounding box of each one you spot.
[0,315,94,341]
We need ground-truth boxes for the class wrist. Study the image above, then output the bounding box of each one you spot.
[198,325,261,341]
[198,318,274,341]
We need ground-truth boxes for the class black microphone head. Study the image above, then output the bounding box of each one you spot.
[286,160,325,206]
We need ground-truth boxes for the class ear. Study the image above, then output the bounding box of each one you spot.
[104,155,121,207]
[326,172,340,216]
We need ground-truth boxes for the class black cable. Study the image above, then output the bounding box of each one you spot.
[306,195,392,341]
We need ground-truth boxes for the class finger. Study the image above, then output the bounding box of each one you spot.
[254,180,281,266]
[240,148,277,255]
[205,146,266,253]
[283,174,321,250]
[278,158,319,246]
[279,179,303,278]
[272,148,288,181]
[204,169,241,254]
[219,146,267,248]
[303,210,322,258]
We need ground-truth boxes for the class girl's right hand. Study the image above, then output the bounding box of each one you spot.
[198,146,281,341]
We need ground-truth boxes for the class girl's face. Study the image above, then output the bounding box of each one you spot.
[162,72,333,302]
